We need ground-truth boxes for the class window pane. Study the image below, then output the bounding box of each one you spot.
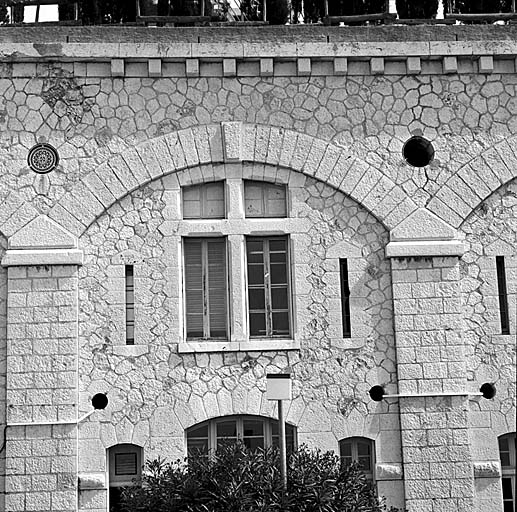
[183,182,224,219]
[269,239,287,252]
[357,442,371,457]
[270,264,287,285]
[244,437,265,451]
[243,420,264,437]
[217,421,237,438]
[501,451,511,468]
[244,181,286,218]
[340,442,352,458]
[187,438,209,456]
[189,425,209,438]
[248,265,265,286]
[502,478,514,499]
[250,313,266,336]
[499,437,509,452]
[272,312,289,334]
[271,288,288,310]
[358,456,371,472]
[249,289,266,310]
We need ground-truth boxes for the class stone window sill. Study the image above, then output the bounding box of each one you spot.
[178,339,300,353]
[112,345,149,356]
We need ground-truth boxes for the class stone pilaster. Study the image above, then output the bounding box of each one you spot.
[391,256,475,512]
[388,210,476,512]
[2,217,81,512]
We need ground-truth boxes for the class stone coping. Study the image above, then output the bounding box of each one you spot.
[1,24,517,43]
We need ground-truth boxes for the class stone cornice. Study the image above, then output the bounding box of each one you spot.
[2,40,517,60]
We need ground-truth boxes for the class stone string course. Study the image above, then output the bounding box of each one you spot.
[0,26,514,512]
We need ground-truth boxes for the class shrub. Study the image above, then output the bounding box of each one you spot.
[395,0,438,18]
[120,442,402,512]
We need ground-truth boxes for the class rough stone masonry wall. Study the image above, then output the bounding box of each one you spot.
[77,162,401,510]
[0,25,515,512]
[460,178,517,511]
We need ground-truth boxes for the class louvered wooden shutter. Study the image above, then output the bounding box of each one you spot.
[207,239,227,337]
[184,239,204,338]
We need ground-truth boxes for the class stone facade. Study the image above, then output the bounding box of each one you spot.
[0,24,515,512]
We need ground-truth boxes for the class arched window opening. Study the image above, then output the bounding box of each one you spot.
[186,415,297,457]
[499,433,516,512]
[339,437,375,480]
[108,443,143,512]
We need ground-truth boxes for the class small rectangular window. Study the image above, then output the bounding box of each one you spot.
[125,265,135,345]
[244,181,287,218]
[184,238,227,339]
[183,181,225,219]
[247,236,290,338]
[340,259,351,338]
[496,256,510,335]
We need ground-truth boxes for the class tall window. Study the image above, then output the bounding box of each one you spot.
[184,238,227,339]
[186,415,297,456]
[183,181,225,219]
[499,433,516,512]
[108,444,142,512]
[244,181,287,217]
[247,237,290,338]
[339,259,351,338]
[339,437,375,480]
[496,256,510,335]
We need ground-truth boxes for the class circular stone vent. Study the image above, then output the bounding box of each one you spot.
[402,136,434,167]
[27,143,59,174]
[91,393,109,410]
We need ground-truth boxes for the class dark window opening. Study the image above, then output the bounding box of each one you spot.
[340,259,351,338]
[496,256,510,335]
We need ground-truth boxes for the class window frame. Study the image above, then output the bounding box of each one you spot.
[244,180,287,218]
[108,443,143,488]
[246,236,292,339]
[183,237,229,341]
[499,433,516,512]
[182,181,226,220]
[339,437,375,480]
[186,415,297,456]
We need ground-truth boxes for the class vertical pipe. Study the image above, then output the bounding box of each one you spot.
[324,0,328,17]
[279,400,287,492]
[263,0,266,22]
[35,4,40,22]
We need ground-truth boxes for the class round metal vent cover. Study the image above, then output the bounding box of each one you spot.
[28,143,59,174]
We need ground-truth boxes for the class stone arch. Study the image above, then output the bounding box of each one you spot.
[429,136,517,228]
[47,123,416,238]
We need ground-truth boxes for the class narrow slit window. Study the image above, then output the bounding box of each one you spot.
[340,259,351,338]
[125,265,135,345]
[496,256,510,335]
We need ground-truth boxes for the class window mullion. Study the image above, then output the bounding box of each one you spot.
[264,239,272,337]
[202,241,210,338]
